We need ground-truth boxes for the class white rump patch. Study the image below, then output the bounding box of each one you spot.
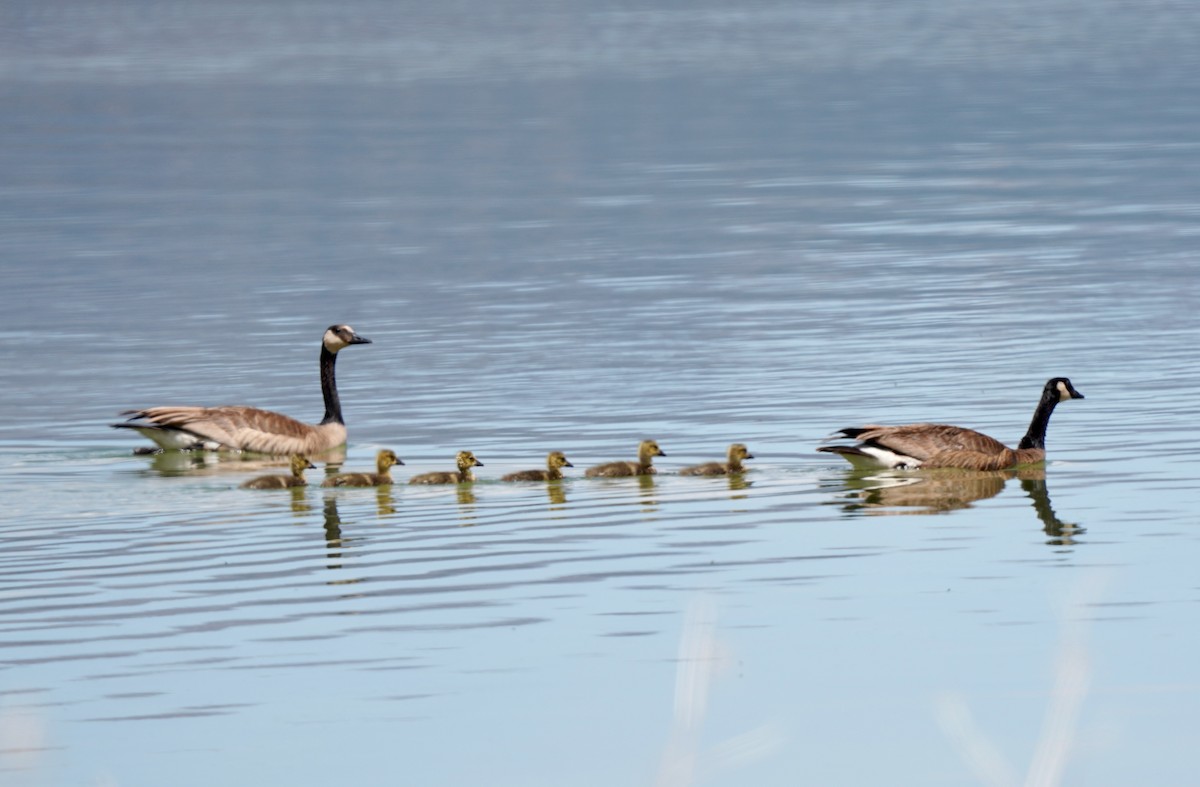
[844,446,923,470]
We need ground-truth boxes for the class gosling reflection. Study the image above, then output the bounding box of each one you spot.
[288,486,313,514]
[545,480,568,508]
[456,484,478,526]
[726,473,752,496]
[637,473,660,514]
[374,485,398,516]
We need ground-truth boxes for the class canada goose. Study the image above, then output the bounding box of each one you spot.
[408,451,483,485]
[240,454,316,489]
[584,440,665,478]
[501,451,573,482]
[321,449,403,487]
[113,324,371,455]
[679,443,754,476]
[817,377,1084,471]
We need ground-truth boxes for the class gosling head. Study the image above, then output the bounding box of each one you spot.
[323,324,372,353]
[456,451,483,471]
[291,454,317,474]
[728,443,754,462]
[547,451,573,470]
[1047,377,1085,402]
[376,449,403,471]
[638,440,666,460]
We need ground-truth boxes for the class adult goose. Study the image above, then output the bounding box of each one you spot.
[501,451,573,482]
[240,454,316,489]
[408,451,483,485]
[113,324,371,455]
[817,377,1084,471]
[679,443,754,476]
[321,449,403,487]
[585,440,665,478]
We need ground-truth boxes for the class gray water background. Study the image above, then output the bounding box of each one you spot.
[1,2,1198,785]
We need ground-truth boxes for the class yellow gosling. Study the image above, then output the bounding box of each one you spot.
[321,449,403,487]
[679,443,754,476]
[241,454,316,489]
[408,451,483,485]
[501,451,573,482]
[584,440,665,478]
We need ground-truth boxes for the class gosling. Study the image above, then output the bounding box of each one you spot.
[679,443,754,476]
[501,451,573,482]
[584,440,665,478]
[321,449,403,487]
[408,451,483,484]
[241,454,316,489]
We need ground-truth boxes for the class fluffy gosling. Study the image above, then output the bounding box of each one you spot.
[241,454,316,489]
[584,440,665,478]
[321,449,403,487]
[408,451,483,485]
[679,443,754,476]
[501,451,573,482]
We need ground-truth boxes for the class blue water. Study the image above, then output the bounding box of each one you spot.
[2,2,1199,785]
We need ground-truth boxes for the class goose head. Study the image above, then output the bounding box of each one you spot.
[323,324,372,353]
[548,451,573,470]
[1048,377,1085,402]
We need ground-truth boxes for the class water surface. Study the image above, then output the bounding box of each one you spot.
[2,2,1199,785]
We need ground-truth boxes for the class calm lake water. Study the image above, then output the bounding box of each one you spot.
[2,2,1199,785]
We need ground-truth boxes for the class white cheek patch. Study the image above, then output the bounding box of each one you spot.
[1057,380,1070,400]
[323,329,346,352]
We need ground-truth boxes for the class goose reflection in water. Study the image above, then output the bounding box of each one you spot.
[322,495,346,565]
[141,446,347,478]
[829,468,1083,544]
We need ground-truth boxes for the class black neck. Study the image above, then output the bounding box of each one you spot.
[319,346,343,425]
[1017,388,1059,450]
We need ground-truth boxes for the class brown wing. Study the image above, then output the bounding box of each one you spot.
[852,423,1011,462]
[919,448,1019,471]
[123,406,341,454]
